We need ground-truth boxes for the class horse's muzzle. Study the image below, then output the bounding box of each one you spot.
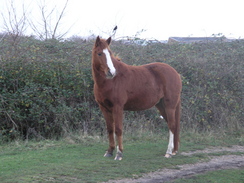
[106,70,116,79]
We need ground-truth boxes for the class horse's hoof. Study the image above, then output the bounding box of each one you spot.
[104,151,113,157]
[114,152,123,160]
[164,153,172,158]
[172,152,177,156]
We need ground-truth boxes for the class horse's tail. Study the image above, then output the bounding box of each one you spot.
[174,99,181,153]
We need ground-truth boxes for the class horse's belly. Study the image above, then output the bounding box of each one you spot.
[123,97,159,111]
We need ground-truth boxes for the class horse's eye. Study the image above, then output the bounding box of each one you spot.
[98,53,102,56]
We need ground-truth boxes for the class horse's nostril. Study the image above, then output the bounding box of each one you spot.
[106,70,114,79]
[108,70,112,76]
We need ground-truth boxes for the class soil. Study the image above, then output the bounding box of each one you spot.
[106,145,244,183]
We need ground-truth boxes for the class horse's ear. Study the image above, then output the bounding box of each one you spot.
[106,37,111,45]
[95,36,101,47]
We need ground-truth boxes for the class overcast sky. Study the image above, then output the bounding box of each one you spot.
[1,0,244,40]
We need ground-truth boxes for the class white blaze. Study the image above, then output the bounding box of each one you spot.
[103,48,116,76]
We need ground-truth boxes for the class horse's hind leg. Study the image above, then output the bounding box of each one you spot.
[156,99,174,157]
[155,99,167,121]
[164,108,177,157]
[164,101,181,157]
[156,99,180,158]
[173,100,181,154]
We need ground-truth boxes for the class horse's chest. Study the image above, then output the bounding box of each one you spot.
[94,86,115,106]
[94,86,112,99]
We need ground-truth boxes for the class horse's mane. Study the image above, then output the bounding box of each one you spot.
[114,54,121,62]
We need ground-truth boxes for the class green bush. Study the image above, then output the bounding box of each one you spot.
[0,35,243,142]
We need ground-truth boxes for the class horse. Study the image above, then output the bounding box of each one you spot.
[92,36,182,160]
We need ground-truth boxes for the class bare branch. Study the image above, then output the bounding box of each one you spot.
[4,111,18,130]
[28,0,70,40]
[41,5,48,39]
[1,0,28,43]
[52,0,69,39]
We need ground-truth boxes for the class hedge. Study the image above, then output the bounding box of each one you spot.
[0,35,243,141]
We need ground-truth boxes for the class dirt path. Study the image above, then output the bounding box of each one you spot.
[106,146,244,183]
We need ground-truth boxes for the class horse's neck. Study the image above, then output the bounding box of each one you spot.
[92,62,108,87]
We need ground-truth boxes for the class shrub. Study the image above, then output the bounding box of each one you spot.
[0,35,243,142]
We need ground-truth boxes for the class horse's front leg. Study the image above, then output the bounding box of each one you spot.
[113,106,124,160]
[100,105,115,157]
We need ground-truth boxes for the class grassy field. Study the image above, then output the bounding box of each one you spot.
[0,130,243,183]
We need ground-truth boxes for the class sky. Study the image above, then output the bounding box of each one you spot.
[0,0,244,40]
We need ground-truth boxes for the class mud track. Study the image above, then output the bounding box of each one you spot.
[107,146,244,183]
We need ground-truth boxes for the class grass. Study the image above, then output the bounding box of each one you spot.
[0,130,243,183]
[1,140,185,182]
[173,169,244,183]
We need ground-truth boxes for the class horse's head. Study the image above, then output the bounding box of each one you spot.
[92,36,116,79]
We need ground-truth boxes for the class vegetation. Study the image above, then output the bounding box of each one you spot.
[1,2,242,182]
[0,131,243,183]
[0,34,243,182]
[0,34,243,142]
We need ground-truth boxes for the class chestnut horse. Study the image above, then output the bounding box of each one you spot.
[92,36,182,160]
